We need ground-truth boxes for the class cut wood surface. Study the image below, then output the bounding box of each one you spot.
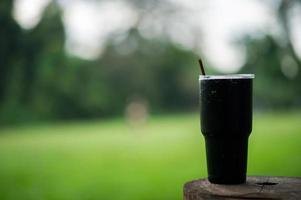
[184,176,301,200]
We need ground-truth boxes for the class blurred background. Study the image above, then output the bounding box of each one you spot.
[0,0,301,199]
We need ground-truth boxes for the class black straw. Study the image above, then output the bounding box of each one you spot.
[198,59,206,75]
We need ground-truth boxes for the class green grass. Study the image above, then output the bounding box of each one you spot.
[0,112,300,200]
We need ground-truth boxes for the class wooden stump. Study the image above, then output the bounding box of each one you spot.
[184,176,301,200]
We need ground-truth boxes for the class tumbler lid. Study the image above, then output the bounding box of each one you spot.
[199,74,254,80]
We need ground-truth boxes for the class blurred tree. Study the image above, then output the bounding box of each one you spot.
[97,28,203,114]
[240,0,301,109]
[0,0,71,123]
[240,36,300,109]
[1,0,206,125]
[21,0,65,104]
[3,0,301,125]
[278,0,301,68]
[0,0,23,103]
[24,0,68,119]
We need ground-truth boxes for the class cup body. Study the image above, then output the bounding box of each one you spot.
[199,74,254,184]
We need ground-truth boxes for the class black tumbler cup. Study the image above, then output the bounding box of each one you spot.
[199,74,254,184]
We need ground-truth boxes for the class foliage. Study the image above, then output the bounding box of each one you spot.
[239,0,301,110]
[1,0,301,125]
[0,0,208,125]
[239,35,301,109]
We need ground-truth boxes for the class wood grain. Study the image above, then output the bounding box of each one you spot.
[184,176,301,200]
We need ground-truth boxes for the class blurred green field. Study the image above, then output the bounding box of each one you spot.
[0,112,301,200]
